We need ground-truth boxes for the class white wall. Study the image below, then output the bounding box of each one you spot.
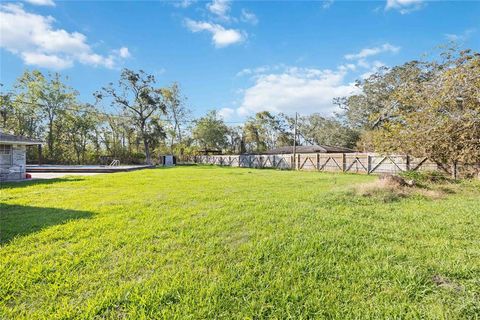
[0,144,26,181]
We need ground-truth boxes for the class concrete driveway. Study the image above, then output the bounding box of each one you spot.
[30,172,104,179]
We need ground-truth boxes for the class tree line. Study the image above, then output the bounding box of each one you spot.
[1,46,478,166]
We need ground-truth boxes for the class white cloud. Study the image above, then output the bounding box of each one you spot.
[359,60,387,79]
[344,43,400,60]
[207,0,231,20]
[237,66,359,116]
[233,42,397,117]
[118,47,131,58]
[444,28,476,42]
[356,59,370,68]
[185,19,245,47]
[23,0,55,6]
[22,52,72,69]
[183,1,255,47]
[322,0,334,9]
[0,3,129,70]
[339,63,356,72]
[77,52,115,68]
[236,65,275,77]
[173,0,196,8]
[240,9,258,25]
[385,0,424,14]
[218,107,235,120]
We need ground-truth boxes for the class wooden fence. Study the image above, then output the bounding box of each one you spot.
[181,153,480,178]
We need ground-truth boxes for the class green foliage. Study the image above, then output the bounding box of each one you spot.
[2,45,478,165]
[339,47,480,165]
[243,111,292,153]
[64,104,100,164]
[0,69,193,164]
[296,113,359,148]
[96,69,168,164]
[400,170,450,184]
[161,82,191,153]
[192,110,229,150]
[1,167,479,319]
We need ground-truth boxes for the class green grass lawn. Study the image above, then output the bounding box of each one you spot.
[1,166,479,319]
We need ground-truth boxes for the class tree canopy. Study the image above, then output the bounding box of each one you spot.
[341,48,480,165]
[1,46,478,167]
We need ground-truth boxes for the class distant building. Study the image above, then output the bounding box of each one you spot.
[0,132,42,181]
[263,144,355,154]
[158,155,175,167]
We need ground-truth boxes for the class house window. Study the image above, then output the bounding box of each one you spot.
[0,144,12,154]
[0,144,13,165]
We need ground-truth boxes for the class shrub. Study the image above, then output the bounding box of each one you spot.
[400,170,449,185]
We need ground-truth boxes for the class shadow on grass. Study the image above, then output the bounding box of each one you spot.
[0,177,85,190]
[0,203,93,244]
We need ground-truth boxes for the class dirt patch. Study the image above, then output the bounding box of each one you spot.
[379,174,415,187]
[432,275,464,292]
[354,174,451,202]
[355,176,410,202]
[416,189,445,200]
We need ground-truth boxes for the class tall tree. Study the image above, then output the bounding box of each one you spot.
[335,62,424,131]
[96,69,167,164]
[295,114,359,149]
[365,48,479,166]
[64,104,99,164]
[342,47,480,174]
[0,84,14,129]
[14,71,77,158]
[161,82,191,153]
[226,126,243,154]
[192,110,229,151]
[243,111,291,153]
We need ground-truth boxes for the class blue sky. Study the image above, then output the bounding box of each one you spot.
[1,0,479,122]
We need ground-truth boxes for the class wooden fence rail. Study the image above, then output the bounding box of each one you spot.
[180,153,480,179]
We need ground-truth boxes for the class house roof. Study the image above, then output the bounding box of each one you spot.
[0,132,43,145]
[263,145,355,154]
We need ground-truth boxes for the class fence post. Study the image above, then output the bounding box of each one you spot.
[367,154,372,174]
[452,161,457,180]
[297,154,301,170]
[405,154,410,171]
[342,153,346,172]
[316,153,320,171]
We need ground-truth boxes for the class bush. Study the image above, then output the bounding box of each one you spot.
[128,152,147,164]
[400,170,449,185]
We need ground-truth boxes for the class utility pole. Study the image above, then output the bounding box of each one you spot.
[293,112,298,170]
